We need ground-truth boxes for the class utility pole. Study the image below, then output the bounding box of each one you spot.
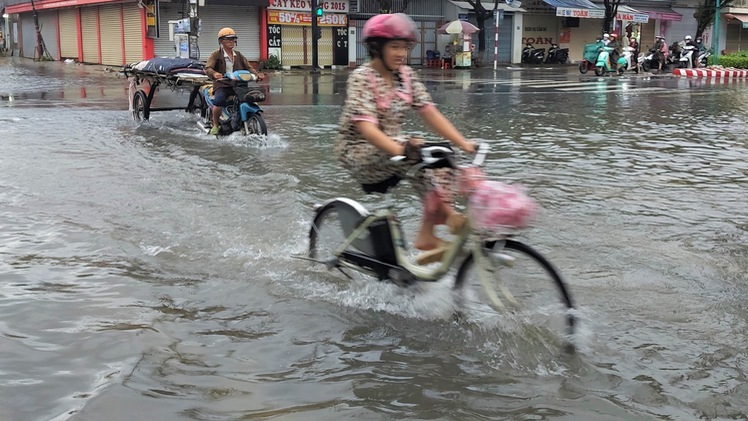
[310,0,321,73]
[30,0,52,60]
[711,0,721,65]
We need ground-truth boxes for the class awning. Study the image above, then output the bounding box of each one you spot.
[543,0,599,8]
[638,7,682,22]
[616,5,649,23]
[448,1,527,13]
[725,13,748,29]
[545,0,603,19]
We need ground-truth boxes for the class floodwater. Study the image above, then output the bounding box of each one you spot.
[1,57,747,421]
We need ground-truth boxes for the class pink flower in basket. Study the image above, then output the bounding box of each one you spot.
[458,167,485,196]
[469,181,537,230]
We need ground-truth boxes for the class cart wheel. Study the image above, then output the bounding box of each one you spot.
[132,90,149,121]
[192,93,208,120]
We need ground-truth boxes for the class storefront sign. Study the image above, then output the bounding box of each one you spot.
[556,7,604,19]
[617,12,649,23]
[268,0,349,13]
[146,0,159,39]
[268,10,347,26]
[268,24,282,48]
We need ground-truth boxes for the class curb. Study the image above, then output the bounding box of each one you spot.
[673,68,748,78]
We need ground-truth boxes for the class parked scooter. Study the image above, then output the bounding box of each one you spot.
[545,43,569,64]
[594,46,628,76]
[195,70,267,136]
[521,43,546,64]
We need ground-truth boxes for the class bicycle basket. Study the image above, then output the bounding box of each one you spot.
[468,180,537,234]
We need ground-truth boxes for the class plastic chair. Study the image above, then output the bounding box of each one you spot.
[426,50,441,68]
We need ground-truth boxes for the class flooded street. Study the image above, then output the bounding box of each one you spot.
[1,57,747,420]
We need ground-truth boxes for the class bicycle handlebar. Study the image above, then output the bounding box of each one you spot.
[390,142,489,180]
[391,142,489,170]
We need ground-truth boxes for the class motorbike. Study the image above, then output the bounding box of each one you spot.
[594,46,628,76]
[579,40,604,74]
[545,43,569,64]
[698,49,711,67]
[195,70,267,136]
[521,43,545,64]
[639,47,660,72]
[618,46,637,74]
[678,45,697,68]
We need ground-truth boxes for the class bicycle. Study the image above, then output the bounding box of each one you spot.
[300,143,576,337]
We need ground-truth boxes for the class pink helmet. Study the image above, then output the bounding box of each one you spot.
[362,13,418,43]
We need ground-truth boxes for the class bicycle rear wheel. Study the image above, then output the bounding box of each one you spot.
[454,239,576,338]
[308,200,377,281]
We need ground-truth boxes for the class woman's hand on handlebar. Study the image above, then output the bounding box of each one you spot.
[255,72,266,81]
[459,141,477,154]
[403,137,424,161]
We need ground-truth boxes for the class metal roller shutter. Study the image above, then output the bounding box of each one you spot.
[123,3,143,63]
[59,9,78,59]
[197,6,260,61]
[81,7,100,63]
[20,13,35,58]
[280,25,305,66]
[152,3,260,60]
[39,11,59,60]
[280,26,333,67]
[99,4,123,65]
[154,1,182,57]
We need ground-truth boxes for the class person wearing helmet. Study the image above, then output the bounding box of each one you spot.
[334,13,476,259]
[602,33,611,46]
[204,27,265,135]
[653,35,668,73]
[607,33,620,65]
[683,35,698,68]
[695,37,707,67]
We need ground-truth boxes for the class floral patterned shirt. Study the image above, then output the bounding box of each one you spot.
[335,63,435,155]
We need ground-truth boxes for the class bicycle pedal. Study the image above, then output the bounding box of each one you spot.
[415,244,449,265]
[492,252,516,267]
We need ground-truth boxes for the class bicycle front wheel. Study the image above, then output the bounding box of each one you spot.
[454,240,576,337]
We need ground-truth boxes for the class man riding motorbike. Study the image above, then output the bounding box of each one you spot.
[695,37,708,67]
[204,27,265,136]
[682,35,699,68]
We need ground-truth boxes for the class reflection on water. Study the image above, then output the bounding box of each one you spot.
[1,57,747,420]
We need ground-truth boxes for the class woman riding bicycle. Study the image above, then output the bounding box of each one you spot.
[334,13,475,256]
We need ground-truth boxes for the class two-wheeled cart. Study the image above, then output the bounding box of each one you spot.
[123,57,209,122]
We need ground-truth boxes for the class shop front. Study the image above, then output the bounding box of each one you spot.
[153,0,263,62]
[6,0,147,65]
[632,3,682,49]
[266,0,349,67]
[724,13,748,53]
[446,1,525,64]
[542,0,649,61]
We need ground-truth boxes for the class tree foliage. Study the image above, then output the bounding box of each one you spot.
[375,0,412,13]
[602,0,621,34]
[694,0,734,40]
[462,0,500,54]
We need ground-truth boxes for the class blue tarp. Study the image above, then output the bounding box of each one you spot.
[542,0,601,9]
